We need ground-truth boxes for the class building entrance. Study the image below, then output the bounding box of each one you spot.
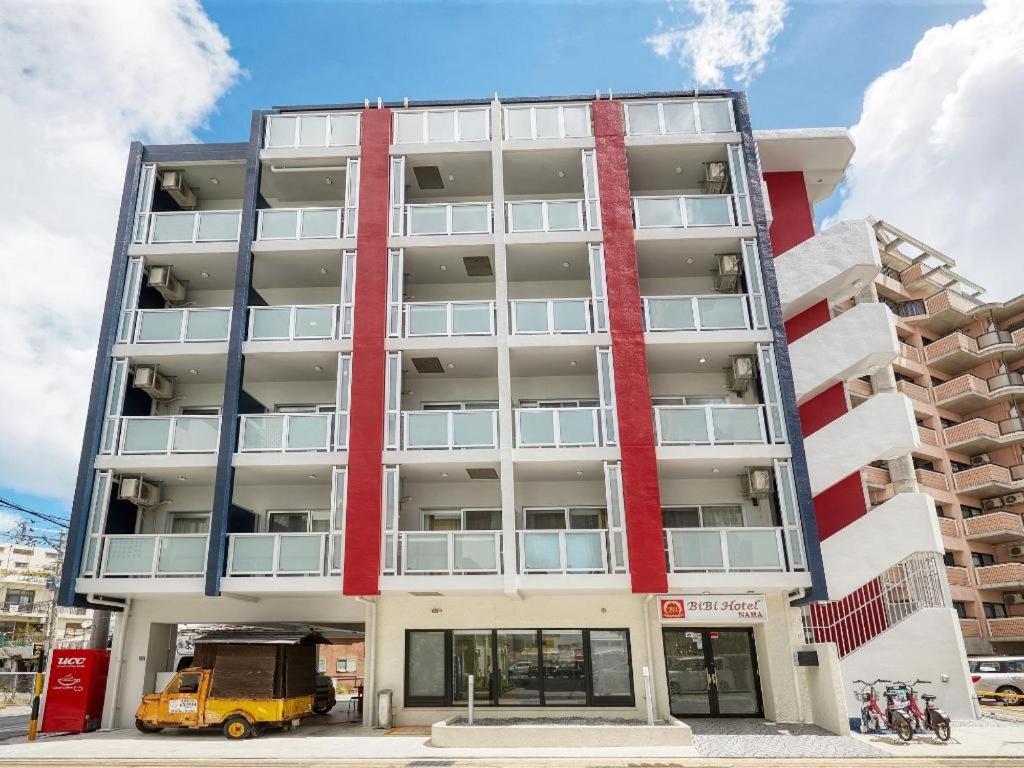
[662,627,763,717]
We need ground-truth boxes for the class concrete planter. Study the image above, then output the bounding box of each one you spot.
[430,716,693,747]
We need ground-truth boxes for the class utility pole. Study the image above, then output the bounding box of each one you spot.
[43,530,66,654]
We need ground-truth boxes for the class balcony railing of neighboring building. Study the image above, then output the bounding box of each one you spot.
[506,200,589,233]
[963,512,1024,542]
[392,531,503,576]
[401,409,500,450]
[632,194,738,229]
[934,372,1024,407]
[664,527,790,573]
[116,416,220,455]
[915,468,949,491]
[642,294,751,332]
[402,301,496,337]
[863,465,892,488]
[959,618,982,638]
[133,210,242,245]
[226,531,342,577]
[848,378,874,401]
[925,289,981,318]
[937,516,959,538]
[238,412,348,452]
[393,108,490,144]
[897,342,922,365]
[517,529,616,575]
[404,203,493,237]
[98,534,208,578]
[514,407,609,449]
[879,264,903,282]
[130,308,231,344]
[917,426,939,447]
[952,463,1024,494]
[256,208,344,241]
[945,565,970,586]
[653,404,769,446]
[924,331,978,363]
[504,104,592,141]
[975,562,1024,589]
[987,617,1024,640]
[248,305,345,341]
[263,112,360,149]
[509,299,594,335]
[622,99,736,136]
[880,296,927,318]
[896,379,931,404]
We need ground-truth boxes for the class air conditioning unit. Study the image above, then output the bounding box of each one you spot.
[1006,593,1024,605]
[1004,493,1024,507]
[117,476,160,508]
[159,170,196,209]
[147,266,186,303]
[702,162,729,194]
[713,253,743,293]
[983,497,1005,511]
[133,365,174,400]
[1010,545,1024,558]
[727,355,756,393]
[971,453,992,466]
[743,468,774,497]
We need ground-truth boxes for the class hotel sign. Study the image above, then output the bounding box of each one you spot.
[659,594,767,623]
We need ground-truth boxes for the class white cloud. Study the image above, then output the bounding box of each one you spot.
[0,1,239,501]
[647,0,789,87]
[830,0,1024,300]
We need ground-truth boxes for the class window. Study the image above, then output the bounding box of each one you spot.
[942,552,956,567]
[935,505,947,519]
[175,673,201,694]
[317,657,327,673]
[180,406,221,416]
[336,658,357,673]
[913,458,935,471]
[983,602,1008,619]
[662,505,744,528]
[960,505,983,519]
[523,508,607,530]
[169,513,210,534]
[651,395,730,406]
[405,628,634,708]
[953,601,969,619]
[949,461,971,473]
[972,552,996,568]
[940,418,958,430]
[267,510,330,533]
[518,399,600,409]
[422,508,501,531]
[4,589,34,607]
[421,401,498,411]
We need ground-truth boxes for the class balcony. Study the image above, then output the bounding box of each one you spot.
[517,529,613,574]
[98,534,208,577]
[945,565,970,587]
[256,208,344,241]
[133,211,241,245]
[514,407,607,448]
[643,295,751,332]
[394,531,502,575]
[945,416,1024,452]
[937,516,959,538]
[975,563,1024,590]
[934,372,1024,413]
[923,330,1024,373]
[988,617,1024,642]
[116,416,220,455]
[963,512,1024,544]
[506,200,587,233]
[264,112,359,149]
[504,104,591,141]
[238,413,347,452]
[896,379,931,405]
[654,405,768,446]
[623,99,735,136]
[664,527,787,572]
[394,108,490,145]
[862,465,891,488]
[402,409,499,450]
[959,618,982,638]
[632,194,737,229]
[952,463,1024,496]
[403,301,495,337]
[915,468,950,491]
[130,308,230,344]
[248,305,343,341]
[510,299,594,335]
[404,203,493,237]
[848,378,873,403]
[918,425,939,448]
[226,532,341,576]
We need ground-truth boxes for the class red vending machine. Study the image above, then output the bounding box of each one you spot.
[40,649,110,733]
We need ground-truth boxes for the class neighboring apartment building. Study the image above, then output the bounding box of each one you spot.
[58,89,976,729]
[1,543,89,669]
[849,220,1024,656]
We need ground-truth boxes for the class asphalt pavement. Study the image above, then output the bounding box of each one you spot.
[0,714,28,741]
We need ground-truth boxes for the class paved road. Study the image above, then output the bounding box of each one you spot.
[0,714,28,740]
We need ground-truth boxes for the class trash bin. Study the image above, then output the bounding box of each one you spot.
[376,689,393,729]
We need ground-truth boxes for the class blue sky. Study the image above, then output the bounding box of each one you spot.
[0,0,989,532]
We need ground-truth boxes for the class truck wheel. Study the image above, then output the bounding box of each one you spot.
[135,719,163,734]
[223,716,253,740]
[312,704,332,715]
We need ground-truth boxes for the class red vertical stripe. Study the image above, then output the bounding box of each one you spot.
[343,108,392,596]
[592,100,667,594]
[764,171,815,257]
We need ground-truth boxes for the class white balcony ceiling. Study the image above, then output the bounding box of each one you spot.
[627,143,728,193]
[503,148,584,196]
[635,237,743,278]
[401,346,499,379]
[404,152,492,200]
[259,160,347,204]
[127,353,227,383]
[243,350,340,382]
[167,161,246,203]
[506,242,591,282]
[510,345,598,376]
[754,128,855,203]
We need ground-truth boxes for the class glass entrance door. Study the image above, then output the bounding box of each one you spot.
[663,628,762,717]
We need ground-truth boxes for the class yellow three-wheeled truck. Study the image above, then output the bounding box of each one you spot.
[135,628,324,739]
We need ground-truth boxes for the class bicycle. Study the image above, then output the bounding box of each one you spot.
[901,679,951,742]
[853,678,913,741]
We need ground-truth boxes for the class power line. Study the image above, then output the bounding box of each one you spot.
[0,497,69,530]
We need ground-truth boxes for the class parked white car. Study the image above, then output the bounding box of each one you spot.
[969,656,1024,704]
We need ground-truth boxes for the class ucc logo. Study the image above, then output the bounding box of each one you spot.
[56,657,86,667]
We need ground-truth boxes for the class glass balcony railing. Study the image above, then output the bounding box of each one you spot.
[248,305,339,340]
[226,532,330,576]
[506,200,585,233]
[396,531,502,575]
[515,407,604,448]
[117,416,220,455]
[510,298,592,334]
[393,108,490,144]
[134,211,241,245]
[664,527,785,572]
[256,208,343,240]
[632,195,736,228]
[402,410,499,450]
[643,295,750,331]
[654,405,767,446]
[518,529,611,574]
[405,203,493,236]
[623,99,735,136]
[239,413,345,452]
[403,301,495,337]
[504,104,592,140]
[99,534,208,577]
[264,112,360,149]
[132,308,230,343]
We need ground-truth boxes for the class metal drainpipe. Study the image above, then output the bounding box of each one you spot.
[89,595,131,729]
[641,594,657,721]
[354,596,376,727]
